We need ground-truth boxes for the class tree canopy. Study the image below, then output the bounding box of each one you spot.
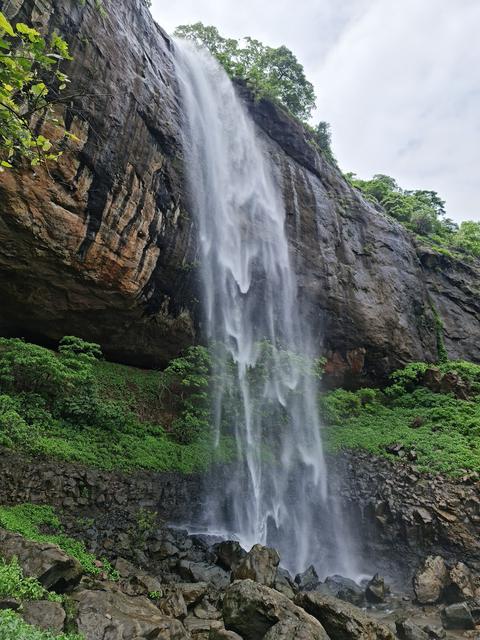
[345,173,479,259]
[0,12,72,169]
[174,22,316,121]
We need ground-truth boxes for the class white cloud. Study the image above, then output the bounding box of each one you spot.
[151,0,479,223]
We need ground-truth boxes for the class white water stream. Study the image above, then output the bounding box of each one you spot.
[174,40,355,576]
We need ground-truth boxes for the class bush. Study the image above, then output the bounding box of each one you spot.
[0,504,116,578]
[0,609,82,640]
[0,556,46,601]
[323,360,480,476]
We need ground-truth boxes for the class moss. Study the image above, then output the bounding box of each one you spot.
[0,609,82,640]
[323,360,480,476]
[0,338,234,474]
[0,504,116,578]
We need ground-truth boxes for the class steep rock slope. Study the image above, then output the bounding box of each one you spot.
[0,0,479,380]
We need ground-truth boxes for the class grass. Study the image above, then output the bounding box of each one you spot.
[0,337,234,473]
[322,361,480,476]
[0,504,117,578]
[0,556,55,601]
[0,609,82,640]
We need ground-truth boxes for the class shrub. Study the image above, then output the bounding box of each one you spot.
[0,609,82,640]
[0,556,46,601]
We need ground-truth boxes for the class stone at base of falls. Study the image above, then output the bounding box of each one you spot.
[365,574,388,603]
[413,556,449,604]
[395,618,429,640]
[73,588,190,639]
[177,560,230,590]
[231,544,280,587]
[0,528,83,591]
[274,567,298,599]
[223,579,329,640]
[295,565,320,592]
[213,541,247,572]
[441,602,475,630]
[444,562,475,603]
[295,591,396,640]
[209,629,244,640]
[323,575,365,606]
[21,600,66,633]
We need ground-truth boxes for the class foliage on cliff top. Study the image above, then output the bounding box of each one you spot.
[174,22,316,121]
[323,360,480,476]
[345,173,480,259]
[0,12,73,169]
[0,336,233,473]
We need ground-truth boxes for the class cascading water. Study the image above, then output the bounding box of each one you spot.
[174,40,356,576]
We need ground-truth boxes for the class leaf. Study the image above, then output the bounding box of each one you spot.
[15,23,40,39]
[30,82,46,97]
[1,160,13,168]
[0,13,15,37]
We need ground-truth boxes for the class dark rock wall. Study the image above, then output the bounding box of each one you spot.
[1,448,479,585]
[0,0,479,381]
[0,449,203,523]
[333,451,480,582]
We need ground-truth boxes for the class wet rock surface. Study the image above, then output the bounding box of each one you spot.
[0,0,479,380]
[1,505,480,639]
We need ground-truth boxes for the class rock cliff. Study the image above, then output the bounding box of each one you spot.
[1,0,479,381]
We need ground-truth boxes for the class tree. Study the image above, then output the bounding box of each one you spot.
[0,12,72,169]
[310,121,335,162]
[454,221,480,257]
[174,22,316,121]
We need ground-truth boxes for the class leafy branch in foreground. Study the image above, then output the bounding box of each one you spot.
[0,12,73,169]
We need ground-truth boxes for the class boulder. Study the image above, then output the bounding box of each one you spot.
[21,600,66,632]
[194,598,222,621]
[0,529,83,591]
[209,630,243,640]
[274,568,297,599]
[232,545,280,587]
[295,591,395,640]
[422,625,446,639]
[157,588,188,620]
[441,602,475,630]
[323,575,365,606]
[413,556,449,604]
[365,574,388,603]
[295,566,320,592]
[177,582,210,606]
[213,541,247,572]
[178,561,230,590]
[183,615,223,635]
[223,579,329,640]
[73,588,190,639]
[444,562,475,603]
[263,617,326,639]
[395,619,429,640]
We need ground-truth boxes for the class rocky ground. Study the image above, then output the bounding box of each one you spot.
[2,503,480,640]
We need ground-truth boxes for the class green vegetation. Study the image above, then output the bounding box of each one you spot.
[345,173,479,259]
[0,556,55,601]
[0,609,81,640]
[0,12,73,169]
[0,336,233,473]
[0,503,117,578]
[174,22,316,121]
[323,360,480,476]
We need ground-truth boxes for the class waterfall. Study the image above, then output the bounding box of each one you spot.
[174,40,352,576]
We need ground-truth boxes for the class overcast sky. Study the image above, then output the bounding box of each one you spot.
[151,0,479,223]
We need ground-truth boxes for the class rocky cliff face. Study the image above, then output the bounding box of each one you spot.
[1,0,479,380]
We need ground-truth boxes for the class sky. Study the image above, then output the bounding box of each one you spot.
[151,0,480,223]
